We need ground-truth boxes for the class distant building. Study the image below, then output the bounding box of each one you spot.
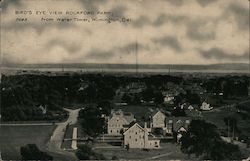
[107,109,135,135]
[164,94,174,104]
[38,105,47,114]
[123,123,160,149]
[165,117,190,141]
[151,110,166,128]
[187,105,194,111]
[200,101,213,111]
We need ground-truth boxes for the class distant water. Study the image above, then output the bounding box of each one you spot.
[1,67,249,74]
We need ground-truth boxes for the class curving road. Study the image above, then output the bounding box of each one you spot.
[46,108,81,161]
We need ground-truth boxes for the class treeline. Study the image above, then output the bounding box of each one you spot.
[2,73,249,121]
[202,76,249,98]
[1,74,182,121]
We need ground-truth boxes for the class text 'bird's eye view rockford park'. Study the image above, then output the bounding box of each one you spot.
[0,0,250,160]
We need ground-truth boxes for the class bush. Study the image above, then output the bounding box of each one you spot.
[76,144,106,160]
[20,144,53,160]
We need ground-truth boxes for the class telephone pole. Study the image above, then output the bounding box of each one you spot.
[135,38,138,75]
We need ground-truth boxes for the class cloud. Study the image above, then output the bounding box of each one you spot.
[78,0,108,11]
[85,49,114,60]
[3,21,74,34]
[165,0,183,6]
[153,14,187,26]
[199,48,248,61]
[153,36,182,52]
[131,15,151,27]
[1,0,22,12]
[118,42,148,53]
[46,39,82,54]
[186,20,216,41]
[226,3,249,31]
[196,0,218,7]
[109,6,127,18]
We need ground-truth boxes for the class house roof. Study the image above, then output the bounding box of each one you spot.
[151,110,166,118]
[123,123,146,135]
[109,109,135,124]
[148,134,160,141]
[166,117,191,132]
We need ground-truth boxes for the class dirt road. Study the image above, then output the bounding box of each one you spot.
[46,108,81,161]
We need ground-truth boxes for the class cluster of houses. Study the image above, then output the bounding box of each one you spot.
[173,101,213,111]
[106,109,191,149]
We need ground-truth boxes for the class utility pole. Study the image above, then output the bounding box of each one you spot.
[249,0,250,74]
[168,65,171,75]
[135,38,138,76]
[232,124,234,143]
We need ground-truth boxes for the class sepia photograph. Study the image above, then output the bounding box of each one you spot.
[0,0,250,160]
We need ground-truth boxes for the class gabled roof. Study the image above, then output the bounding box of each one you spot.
[148,133,160,141]
[109,114,128,124]
[109,109,135,124]
[151,110,166,118]
[166,117,191,131]
[123,123,146,135]
[177,127,187,132]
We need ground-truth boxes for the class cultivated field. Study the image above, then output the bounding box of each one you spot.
[0,125,56,160]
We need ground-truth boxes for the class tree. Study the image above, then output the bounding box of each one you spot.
[20,144,53,160]
[180,120,242,160]
[154,91,164,104]
[79,107,105,137]
[76,144,106,160]
[76,144,93,160]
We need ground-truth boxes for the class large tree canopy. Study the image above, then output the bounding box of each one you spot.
[180,120,242,160]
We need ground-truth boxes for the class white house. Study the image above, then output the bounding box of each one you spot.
[187,105,194,111]
[38,105,47,114]
[151,110,166,128]
[107,109,135,135]
[200,101,213,111]
[164,94,174,104]
[123,123,160,149]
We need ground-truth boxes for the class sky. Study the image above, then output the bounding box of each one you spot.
[1,0,249,65]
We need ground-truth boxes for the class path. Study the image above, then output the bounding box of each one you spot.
[145,152,173,160]
[46,108,81,161]
[0,123,55,126]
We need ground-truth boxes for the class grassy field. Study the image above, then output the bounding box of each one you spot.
[0,125,56,160]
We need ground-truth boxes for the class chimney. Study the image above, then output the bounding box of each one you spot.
[144,122,147,129]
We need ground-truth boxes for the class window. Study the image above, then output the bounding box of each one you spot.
[135,132,137,135]
[135,139,137,142]
[129,136,131,138]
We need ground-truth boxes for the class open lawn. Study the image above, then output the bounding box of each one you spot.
[0,125,56,160]
[93,142,192,160]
